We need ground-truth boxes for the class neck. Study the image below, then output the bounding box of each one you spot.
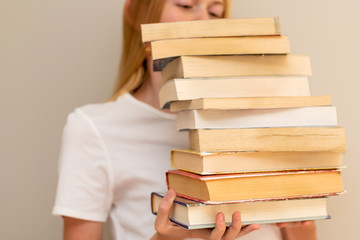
[132,57,164,110]
[132,72,162,109]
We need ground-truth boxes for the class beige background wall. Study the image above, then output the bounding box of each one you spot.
[0,0,359,239]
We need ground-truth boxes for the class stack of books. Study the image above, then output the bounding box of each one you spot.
[141,17,346,229]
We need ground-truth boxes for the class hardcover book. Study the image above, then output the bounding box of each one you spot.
[171,149,343,175]
[151,192,330,229]
[166,169,344,203]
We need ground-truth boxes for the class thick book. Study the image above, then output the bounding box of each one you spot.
[147,36,290,60]
[166,169,344,203]
[176,106,337,131]
[141,17,281,42]
[151,192,330,229]
[159,76,310,108]
[161,55,312,82]
[170,96,332,112]
[189,127,346,152]
[171,149,343,175]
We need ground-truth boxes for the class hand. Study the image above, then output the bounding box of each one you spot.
[277,221,317,240]
[151,189,260,240]
[276,220,313,228]
[276,221,315,228]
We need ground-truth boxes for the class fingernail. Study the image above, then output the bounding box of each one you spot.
[253,224,260,230]
[278,223,286,228]
[303,221,310,226]
[234,212,241,221]
[218,213,224,221]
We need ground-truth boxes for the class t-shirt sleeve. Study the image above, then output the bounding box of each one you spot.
[52,109,113,222]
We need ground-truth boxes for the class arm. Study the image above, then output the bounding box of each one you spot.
[54,112,112,240]
[279,221,317,240]
[63,216,103,240]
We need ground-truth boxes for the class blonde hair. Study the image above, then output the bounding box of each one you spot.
[110,0,232,101]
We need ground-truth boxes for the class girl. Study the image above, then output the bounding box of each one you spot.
[53,0,317,239]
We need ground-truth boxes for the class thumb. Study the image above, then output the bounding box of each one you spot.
[155,189,176,229]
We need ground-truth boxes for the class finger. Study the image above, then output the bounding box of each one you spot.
[154,189,176,230]
[276,222,287,228]
[209,212,226,240]
[301,221,311,227]
[277,222,298,228]
[277,220,311,228]
[236,224,260,238]
[222,211,242,240]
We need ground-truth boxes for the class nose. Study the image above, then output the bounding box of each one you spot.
[192,4,211,20]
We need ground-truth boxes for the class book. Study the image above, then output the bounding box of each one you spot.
[151,192,330,229]
[171,149,343,175]
[161,55,312,82]
[166,169,343,203]
[141,17,281,42]
[170,96,332,112]
[159,76,310,108]
[176,106,337,130]
[147,36,290,60]
[189,127,346,152]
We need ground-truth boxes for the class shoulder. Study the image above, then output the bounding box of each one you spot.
[71,93,144,124]
[65,94,131,129]
[73,99,120,122]
[61,101,117,146]
[58,101,118,172]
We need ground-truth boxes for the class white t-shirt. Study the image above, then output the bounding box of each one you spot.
[53,93,282,240]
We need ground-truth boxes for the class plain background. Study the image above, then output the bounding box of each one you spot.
[1,0,359,239]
